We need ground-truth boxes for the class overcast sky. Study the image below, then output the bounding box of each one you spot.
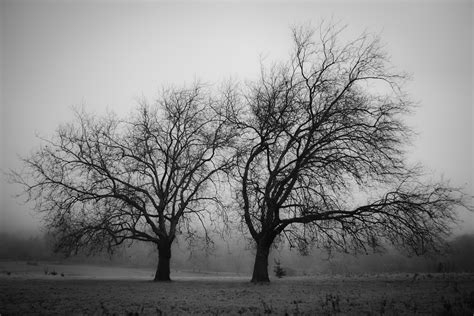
[1,0,472,236]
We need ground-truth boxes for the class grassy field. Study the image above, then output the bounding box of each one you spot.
[1,261,474,315]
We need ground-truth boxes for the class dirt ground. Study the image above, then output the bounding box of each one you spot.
[1,262,473,315]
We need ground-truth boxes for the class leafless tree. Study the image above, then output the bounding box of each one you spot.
[225,24,471,282]
[12,83,237,281]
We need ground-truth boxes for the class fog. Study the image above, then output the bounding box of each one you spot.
[1,3,473,315]
[1,0,473,237]
[1,1,473,282]
[2,230,473,275]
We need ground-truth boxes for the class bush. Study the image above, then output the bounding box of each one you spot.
[274,259,286,278]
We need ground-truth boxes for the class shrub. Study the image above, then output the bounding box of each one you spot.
[274,259,286,278]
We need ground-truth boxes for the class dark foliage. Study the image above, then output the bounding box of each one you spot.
[273,259,286,278]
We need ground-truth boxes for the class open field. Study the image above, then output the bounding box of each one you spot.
[1,262,474,315]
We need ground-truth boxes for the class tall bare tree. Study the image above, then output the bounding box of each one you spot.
[225,24,470,282]
[12,83,236,281]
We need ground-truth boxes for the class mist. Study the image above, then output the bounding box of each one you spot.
[2,230,474,276]
[1,1,473,314]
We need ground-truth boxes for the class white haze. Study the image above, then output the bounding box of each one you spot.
[0,0,472,237]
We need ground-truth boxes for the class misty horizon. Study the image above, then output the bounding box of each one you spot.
[1,1,473,314]
[1,1,473,238]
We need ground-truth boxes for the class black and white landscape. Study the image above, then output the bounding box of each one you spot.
[1,0,473,314]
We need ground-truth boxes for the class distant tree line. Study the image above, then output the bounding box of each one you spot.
[2,232,474,274]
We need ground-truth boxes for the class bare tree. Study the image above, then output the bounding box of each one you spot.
[12,83,236,281]
[225,24,471,282]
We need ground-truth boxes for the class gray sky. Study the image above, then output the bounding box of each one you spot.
[1,0,473,236]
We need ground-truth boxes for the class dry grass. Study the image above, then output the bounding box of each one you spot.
[1,262,473,315]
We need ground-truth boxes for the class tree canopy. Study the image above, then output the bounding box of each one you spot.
[224,24,469,282]
[12,24,471,283]
[13,83,237,281]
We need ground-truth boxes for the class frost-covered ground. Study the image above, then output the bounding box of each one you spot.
[1,261,473,315]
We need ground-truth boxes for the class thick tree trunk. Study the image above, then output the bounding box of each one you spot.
[154,241,172,282]
[251,243,271,283]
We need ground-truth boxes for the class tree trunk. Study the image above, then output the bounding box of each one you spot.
[154,241,172,282]
[251,243,271,283]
